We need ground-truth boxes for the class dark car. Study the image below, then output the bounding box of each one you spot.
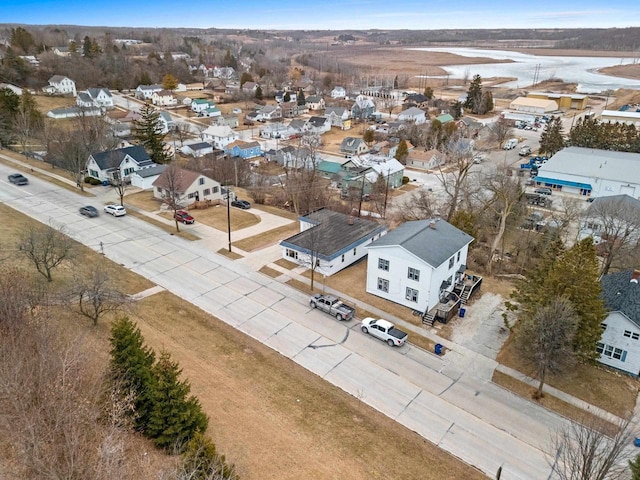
[8,173,28,185]
[174,210,195,224]
[231,199,251,209]
[535,187,552,196]
[79,205,99,217]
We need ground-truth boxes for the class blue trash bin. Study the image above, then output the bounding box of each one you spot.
[434,343,443,355]
[459,307,466,318]
[634,437,640,447]
[102,180,109,187]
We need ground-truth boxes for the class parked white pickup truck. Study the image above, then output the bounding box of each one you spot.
[361,318,408,347]
[309,294,355,321]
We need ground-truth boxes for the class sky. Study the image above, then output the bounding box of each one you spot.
[1,0,639,30]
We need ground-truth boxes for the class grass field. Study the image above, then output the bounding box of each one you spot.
[231,222,298,251]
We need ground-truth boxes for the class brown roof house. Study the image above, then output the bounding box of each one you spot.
[406,149,445,170]
[152,167,222,206]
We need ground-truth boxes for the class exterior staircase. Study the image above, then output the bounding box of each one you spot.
[460,286,472,305]
[422,312,436,327]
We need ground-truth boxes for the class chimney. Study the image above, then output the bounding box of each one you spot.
[429,220,436,229]
[349,215,354,225]
[631,269,640,284]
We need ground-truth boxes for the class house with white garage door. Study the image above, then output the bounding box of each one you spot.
[535,147,640,199]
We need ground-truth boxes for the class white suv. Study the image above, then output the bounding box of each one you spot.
[104,204,127,216]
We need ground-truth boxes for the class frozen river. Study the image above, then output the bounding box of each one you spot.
[410,47,640,93]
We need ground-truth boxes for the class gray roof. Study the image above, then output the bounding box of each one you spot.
[601,270,640,325]
[399,106,426,117]
[134,164,166,178]
[340,137,363,152]
[87,87,112,98]
[586,194,640,214]
[538,147,640,186]
[186,142,212,151]
[280,209,386,260]
[77,92,92,103]
[325,107,347,116]
[368,219,474,267]
[307,116,329,127]
[91,145,152,170]
[49,75,70,83]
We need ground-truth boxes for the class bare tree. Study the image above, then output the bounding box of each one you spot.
[550,415,635,480]
[0,267,42,328]
[515,297,578,398]
[297,218,330,291]
[394,188,442,222]
[488,118,513,148]
[18,223,74,282]
[482,168,523,275]
[436,142,476,222]
[70,265,131,326]
[157,162,187,232]
[582,196,640,276]
[111,170,131,206]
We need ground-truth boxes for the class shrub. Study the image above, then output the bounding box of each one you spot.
[402,176,410,185]
[84,176,102,185]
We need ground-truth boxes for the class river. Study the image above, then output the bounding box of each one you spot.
[410,47,640,93]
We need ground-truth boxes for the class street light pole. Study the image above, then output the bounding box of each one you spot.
[226,185,232,253]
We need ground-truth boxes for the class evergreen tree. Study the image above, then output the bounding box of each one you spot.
[133,103,171,164]
[146,351,209,450]
[11,26,35,54]
[181,432,238,480]
[283,91,291,102]
[465,74,483,114]
[138,71,152,86]
[630,454,640,480]
[255,85,263,100]
[539,116,565,156]
[239,71,253,87]
[482,91,494,114]
[423,86,434,100]
[297,90,306,106]
[363,128,375,146]
[394,139,409,164]
[451,101,463,119]
[109,317,157,431]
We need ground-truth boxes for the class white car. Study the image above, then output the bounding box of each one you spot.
[104,204,127,217]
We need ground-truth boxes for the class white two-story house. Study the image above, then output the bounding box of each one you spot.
[201,125,239,149]
[366,219,474,313]
[44,75,76,96]
[151,89,177,107]
[599,269,640,376]
[76,88,114,109]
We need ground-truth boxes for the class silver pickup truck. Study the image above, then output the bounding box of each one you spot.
[309,294,355,321]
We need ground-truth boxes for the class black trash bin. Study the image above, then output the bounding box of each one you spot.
[434,343,443,355]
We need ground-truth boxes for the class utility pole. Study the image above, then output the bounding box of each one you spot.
[226,185,232,253]
[383,169,390,219]
[357,172,366,217]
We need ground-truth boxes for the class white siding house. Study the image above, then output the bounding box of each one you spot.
[44,75,76,96]
[86,145,156,183]
[152,168,222,206]
[599,270,640,376]
[366,219,473,313]
[280,209,387,276]
[201,125,239,149]
[398,106,427,125]
[130,165,167,190]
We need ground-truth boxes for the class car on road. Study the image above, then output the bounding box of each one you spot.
[361,317,408,347]
[534,187,552,196]
[174,210,195,224]
[104,204,127,216]
[309,294,355,321]
[518,145,531,156]
[8,173,29,185]
[79,205,99,217]
[231,199,251,209]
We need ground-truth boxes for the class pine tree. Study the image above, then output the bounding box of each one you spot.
[146,351,209,450]
[297,90,306,106]
[283,91,291,102]
[181,432,238,480]
[539,116,565,156]
[465,74,483,114]
[255,85,263,100]
[394,139,409,164]
[109,317,157,431]
[630,454,640,480]
[133,103,171,164]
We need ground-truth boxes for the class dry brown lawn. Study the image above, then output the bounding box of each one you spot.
[232,222,298,251]
[33,94,75,114]
[165,204,260,232]
[497,336,639,418]
[126,210,200,241]
[216,248,243,259]
[492,371,619,436]
[274,258,299,270]
[319,126,362,155]
[258,265,282,278]
[124,190,163,212]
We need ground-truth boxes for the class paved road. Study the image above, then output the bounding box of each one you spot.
[0,164,572,479]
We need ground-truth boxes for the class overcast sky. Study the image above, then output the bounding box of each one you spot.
[1,0,639,29]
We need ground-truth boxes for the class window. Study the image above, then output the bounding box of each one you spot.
[123,167,135,175]
[405,287,418,302]
[285,249,298,260]
[596,342,604,354]
[212,186,219,193]
[199,178,205,185]
[203,188,211,196]
[408,267,420,281]
[624,330,632,337]
[377,278,389,293]
[447,276,453,286]
[378,258,389,271]
[89,169,99,178]
[187,192,195,199]
[613,348,624,360]
[600,323,607,330]
[353,248,357,255]
[457,251,461,262]
[449,256,454,269]
[633,333,639,340]
[604,345,614,358]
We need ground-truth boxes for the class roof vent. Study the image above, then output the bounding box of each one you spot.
[429,220,437,229]
[631,269,640,284]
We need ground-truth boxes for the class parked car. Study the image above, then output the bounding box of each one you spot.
[534,187,552,196]
[231,199,251,209]
[518,145,531,156]
[309,294,355,321]
[104,204,127,216]
[361,317,408,347]
[8,173,28,185]
[503,138,518,150]
[174,210,195,224]
[79,205,99,217]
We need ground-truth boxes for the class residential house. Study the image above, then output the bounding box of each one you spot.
[331,86,347,99]
[52,46,71,57]
[404,93,430,109]
[201,125,239,149]
[44,75,76,96]
[341,156,405,196]
[598,269,640,376]
[241,81,258,93]
[213,66,236,79]
[135,84,163,100]
[339,137,368,157]
[288,119,308,135]
[19,55,39,66]
[0,83,23,96]
[435,113,454,124]
[170,52,191,61]
[153,168,222,206]
[317,160,345,181]
[366,218,474,314]
[85,145,155,183]
[47,106,101,119]
[199,105,221,118]
[305,116,331,135]
[247,105,282,123]
[151,90,177,107]
[398,106,427,125]
[324,107,351,129]
[181,142,214,158]
[259,122,298,140]
[406,149,445,170]
[224,140,262,159]
[305,95,325,110]
[76,88,114,109]
[351,95,376,120]
[266,145,296,165]
[191,98,215,113]
[280,208,388,276]
[158,112,175,134]
[129,164,167,190]
[281,101,304,118]
[213,115,239,128]
[578,194,640,245]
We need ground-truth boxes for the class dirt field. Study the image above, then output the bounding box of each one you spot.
[598,64,640,81]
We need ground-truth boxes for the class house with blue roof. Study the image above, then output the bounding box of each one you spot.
[224,140,262,159]
[366,218,474,314]
[280,208,387,276]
